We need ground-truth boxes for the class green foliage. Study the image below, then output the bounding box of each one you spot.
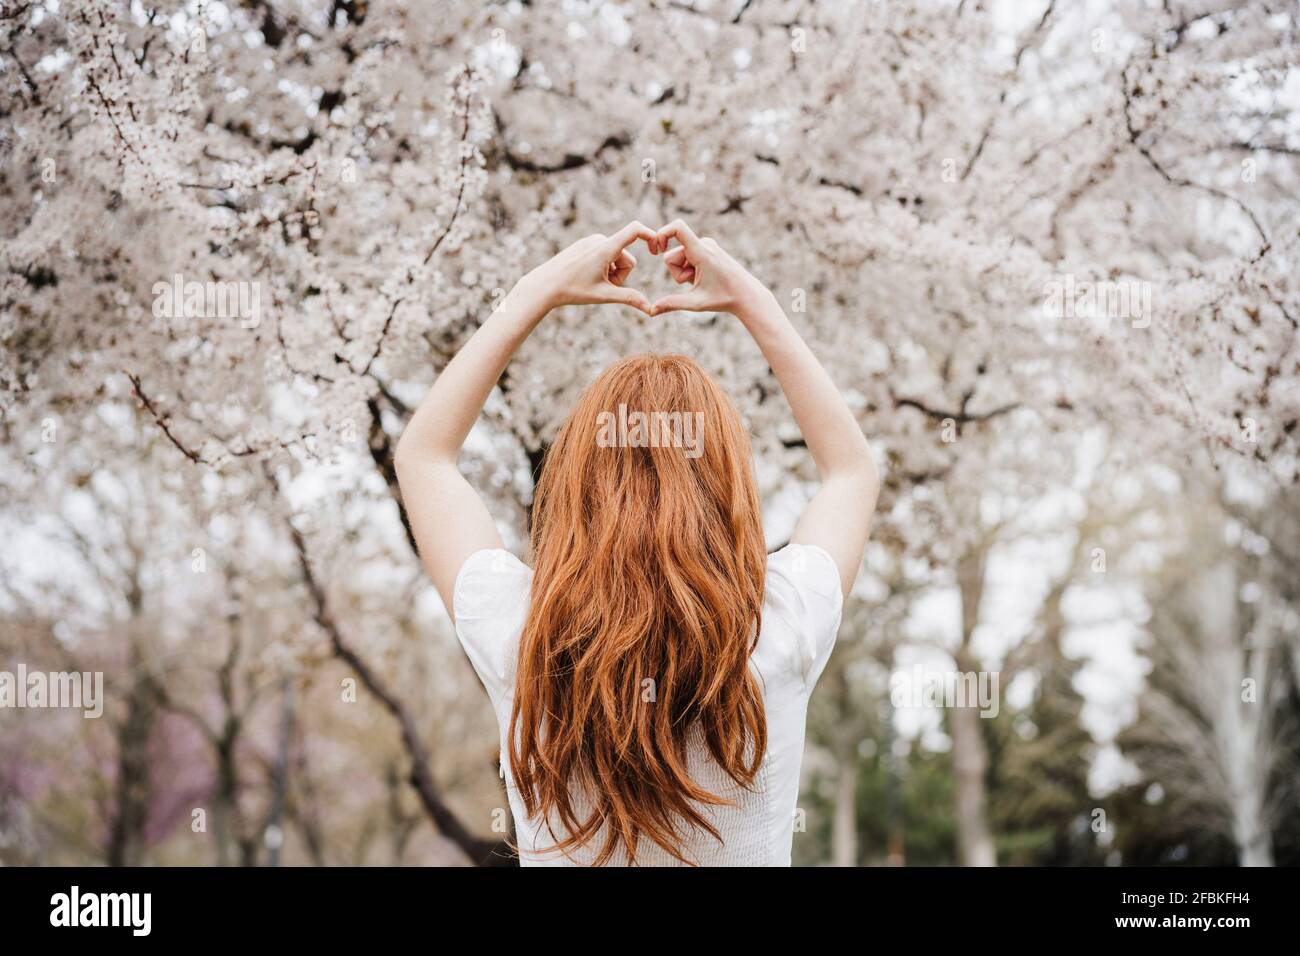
[987,646,1106,866]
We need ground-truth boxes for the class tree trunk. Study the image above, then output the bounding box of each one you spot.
[880,694,905,866]
[949,693,996,867]
[1238,829,1274,867]
[107,656,159,867]
[264,677,294,867]
[212,728,239,866]
[952,546,996,867]
[1205,562,1277,868]
[830,740,858,867]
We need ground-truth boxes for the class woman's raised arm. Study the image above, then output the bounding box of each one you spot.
[395,222,658,618]
[651,220,879,598]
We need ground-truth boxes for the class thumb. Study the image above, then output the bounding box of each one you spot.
[650,290,708,315]
[605,284,653,314]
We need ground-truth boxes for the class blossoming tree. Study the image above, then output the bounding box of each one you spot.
[2,0,1297,864]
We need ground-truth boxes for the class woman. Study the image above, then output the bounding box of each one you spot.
[395,219,879,865]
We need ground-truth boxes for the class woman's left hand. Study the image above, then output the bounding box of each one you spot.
[519,221,660,314]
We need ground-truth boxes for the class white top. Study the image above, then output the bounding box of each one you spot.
[453,542,843,866]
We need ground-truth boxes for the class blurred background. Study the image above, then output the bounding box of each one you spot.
[1,0,1298,866]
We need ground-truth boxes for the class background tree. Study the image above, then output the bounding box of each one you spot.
[2,0,1297,865]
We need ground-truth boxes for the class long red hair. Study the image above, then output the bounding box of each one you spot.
[508,353,767,864]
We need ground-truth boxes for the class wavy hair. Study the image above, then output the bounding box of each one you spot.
[508,353,767,865]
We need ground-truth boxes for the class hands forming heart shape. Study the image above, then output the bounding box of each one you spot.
[522,219,764,318]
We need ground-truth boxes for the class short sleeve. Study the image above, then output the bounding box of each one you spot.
[763,543,844,689]
[453,549,533,709]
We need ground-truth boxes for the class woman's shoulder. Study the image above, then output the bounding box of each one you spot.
[452,548,533,703]
[755,543,845,690]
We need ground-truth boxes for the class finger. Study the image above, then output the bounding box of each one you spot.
[663,245,694,283]
[655,218,704,256]
[604,284,653,314]
[664,245,689,268]
[663,246,695,283]
[667,262,695,285]
[607,220,658,256]
[607,249,636,285]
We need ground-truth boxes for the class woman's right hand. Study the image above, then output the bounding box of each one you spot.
[650,219,768,316]
[517,221,659,315]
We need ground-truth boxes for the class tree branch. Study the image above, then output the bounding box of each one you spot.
[274,469,516,867]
